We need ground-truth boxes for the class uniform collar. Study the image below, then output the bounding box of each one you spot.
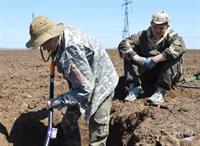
[147,27,170,47]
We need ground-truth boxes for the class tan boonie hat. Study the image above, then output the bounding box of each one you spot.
[26,16,64,49]
[152,11,171,25]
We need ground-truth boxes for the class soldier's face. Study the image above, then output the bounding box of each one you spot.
[41,37,59,52]
[151,22,169,38]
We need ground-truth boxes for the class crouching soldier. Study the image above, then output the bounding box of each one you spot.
[118,11,186,104]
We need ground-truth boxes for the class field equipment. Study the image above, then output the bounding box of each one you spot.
[145,102,172,109]
[181,72,200,83]
[44,60,57,146]
[177,71,200,89]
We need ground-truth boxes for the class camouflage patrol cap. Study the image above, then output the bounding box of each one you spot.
[26,16,64,49]
[152,11,171,24]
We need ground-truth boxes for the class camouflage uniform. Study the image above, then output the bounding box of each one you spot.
[118,27,186,90]
[52,25,118,146]
[62,94,113,146]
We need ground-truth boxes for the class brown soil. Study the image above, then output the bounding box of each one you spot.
[0,49,200,146]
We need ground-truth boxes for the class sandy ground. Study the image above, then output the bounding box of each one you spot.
[0,49,200,146]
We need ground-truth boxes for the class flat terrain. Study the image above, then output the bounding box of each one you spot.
[0,49,200,146]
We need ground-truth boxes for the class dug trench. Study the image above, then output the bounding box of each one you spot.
[0,49,200,146]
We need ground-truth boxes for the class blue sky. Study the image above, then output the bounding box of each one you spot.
[0,0,200,49]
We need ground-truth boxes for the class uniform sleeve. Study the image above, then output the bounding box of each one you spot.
[162,33,186,60]
[54,45,95,108]
[118,31,142,59]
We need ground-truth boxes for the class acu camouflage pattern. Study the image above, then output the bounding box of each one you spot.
[52,24,118,146]
[118,27,186,89]
[54,24,118,119]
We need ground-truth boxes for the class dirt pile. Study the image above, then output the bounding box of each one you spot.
[0,49,200,146]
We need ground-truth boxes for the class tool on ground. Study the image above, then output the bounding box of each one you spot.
[145,102,171,109]
[44,60,57,146]
[177,71,200,89]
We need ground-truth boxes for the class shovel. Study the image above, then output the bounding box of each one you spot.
[44,60,57,146]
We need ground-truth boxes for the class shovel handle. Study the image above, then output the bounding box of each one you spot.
[44,60,56,146]
[50,61,56,76]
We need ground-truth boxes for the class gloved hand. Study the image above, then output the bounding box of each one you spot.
[138,57,157,69]
[46,95,68,110]
[46,95,65,110]
[46,94,77,110]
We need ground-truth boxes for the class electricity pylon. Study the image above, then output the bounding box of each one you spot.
[122,0,132,39]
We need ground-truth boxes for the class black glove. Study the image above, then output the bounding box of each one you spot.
[46,94,77,110]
